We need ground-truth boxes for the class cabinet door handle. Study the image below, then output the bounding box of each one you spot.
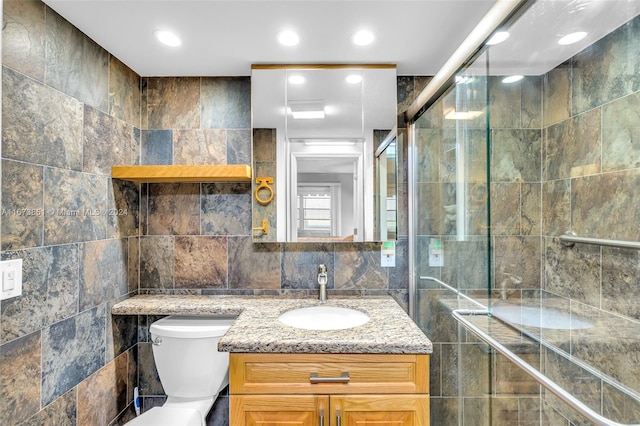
[336,409,342,426]
[319,408,324,426]
[309,372,350,383]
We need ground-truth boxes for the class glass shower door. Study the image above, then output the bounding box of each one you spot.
[413,57,494,425]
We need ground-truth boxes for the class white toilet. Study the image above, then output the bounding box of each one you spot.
[128,315,236,426]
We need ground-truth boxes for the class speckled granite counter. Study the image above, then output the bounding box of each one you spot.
[111,295,432,354]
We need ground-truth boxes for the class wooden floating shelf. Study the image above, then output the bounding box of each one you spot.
[111,165,253,183]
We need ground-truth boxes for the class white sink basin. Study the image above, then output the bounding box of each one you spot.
[278,306,370,330]
[491,306,592,330]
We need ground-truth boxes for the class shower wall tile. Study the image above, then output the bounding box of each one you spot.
[228,236,281,289]
[79,239,129,311]
[201,77,251,129]
[24,388,77,426]
[602,90,640,172]
[544,239,600,307]
[460,343,491,397]
[44,7,109,112]
[572,170,640,240]
[440,343,460,397]
[521,183,541,236]
[494,236,541,291]
[489,76,522,129]
[281,242,335,290]
[201,183,252,236]
[541,179,570,236]
[174,236,228,289]
[490,183,520,235]
[430,398,458,426]
[544,349,602,417]
[571,335,640,405]
[415,128,446,183]
[494,353,540,395]
[462,398,491,426]
[601,247,640,319]
[109,56,141,127]
[43,167,108,245]
[335,243,387,290]
[1,159,44,250]
[107,179,140,239]
[174,129,226,165]
[145,77,200,129]
[1,245,79,344]
[227,129,251,165]
[84,105,136,175]
[543,66,571,127]
[77,352,128,426]
[139,236,174,290]
[141,129,173,165]
[0,331,41,424]
[417,183,446,235]
[2,66,83,170]
[520,76,542,129]
[490,397,520,426]
[603,382,640,424]
[3,0,46,81]
[572,15,640,115]
[42,304,106,406]
[545,108,601,181]
[147,183,200,235]
[491,129,541,183]
[441,238,489,291]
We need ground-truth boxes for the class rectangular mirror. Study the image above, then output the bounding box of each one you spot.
[252,65,397,242]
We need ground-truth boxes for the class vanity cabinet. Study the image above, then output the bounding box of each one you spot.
[229,353,430,426]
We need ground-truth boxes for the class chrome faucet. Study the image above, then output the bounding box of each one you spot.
[317,264,328,303]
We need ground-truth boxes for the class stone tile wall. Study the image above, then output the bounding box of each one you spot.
[1,1,139,425]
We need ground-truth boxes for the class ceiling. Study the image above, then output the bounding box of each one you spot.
[41,0,496,77]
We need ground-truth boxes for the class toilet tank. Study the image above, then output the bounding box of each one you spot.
[150,315,236,399]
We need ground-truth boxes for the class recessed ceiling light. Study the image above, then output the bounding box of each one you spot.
[288,75,305,85]
[153,30,181,47]
[502,75,524,84]
[352,29,375,46]
[486,31,509,46]
[346,74,363,84]
[277,30,300,46]
[558,31,587,45]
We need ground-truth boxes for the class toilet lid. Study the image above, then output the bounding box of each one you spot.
[127,407,203,426]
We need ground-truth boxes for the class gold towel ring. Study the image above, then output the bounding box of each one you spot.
[255,177,274,205]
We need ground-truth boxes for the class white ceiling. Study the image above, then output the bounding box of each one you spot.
[42,0,496,77]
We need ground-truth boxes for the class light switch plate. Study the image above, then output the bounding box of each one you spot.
[0,259,23,300]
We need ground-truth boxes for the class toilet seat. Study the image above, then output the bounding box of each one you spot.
[126,406,203,426]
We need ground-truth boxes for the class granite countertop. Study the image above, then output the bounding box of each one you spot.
[111,295,432,354]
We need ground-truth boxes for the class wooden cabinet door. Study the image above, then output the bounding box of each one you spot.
[330,395,430,426]
[230,395,329,426]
